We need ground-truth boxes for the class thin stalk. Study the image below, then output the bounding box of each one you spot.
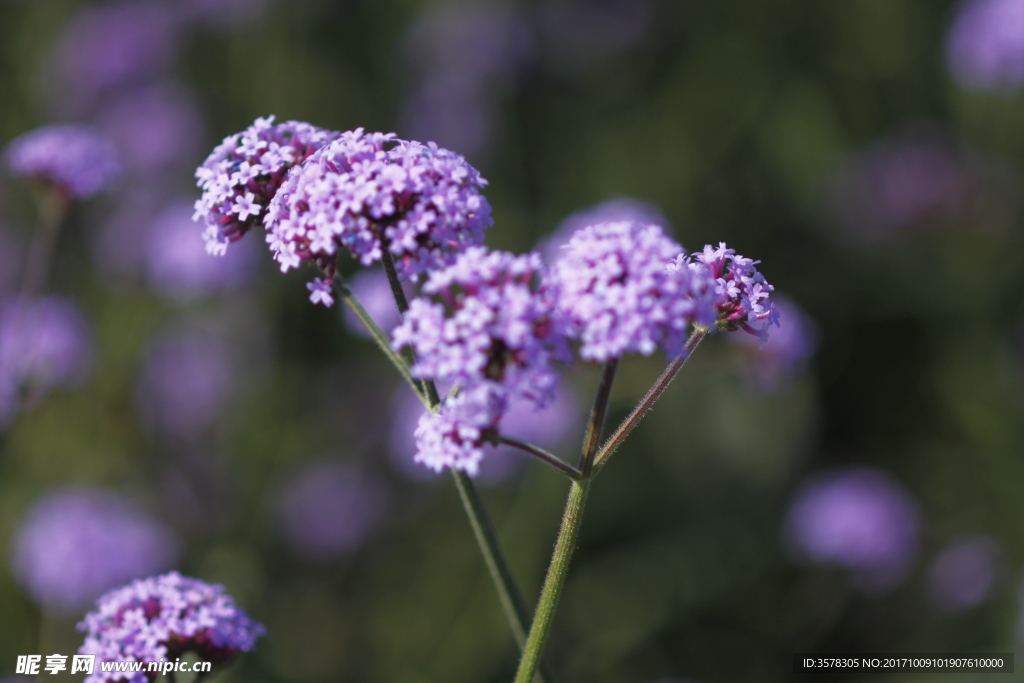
[513,479,589,683]
[498,436,582,480]
[333,277,429,408]
[379,248,550,681]
[19,189,67,299]
[592,328,707,473]
[578,359,619,477]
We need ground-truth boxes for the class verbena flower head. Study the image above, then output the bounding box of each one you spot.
[390,382,582,482]
[11,487,176,614]
[947,0,1024,92]
[194,116,339,256]
[784,467,919,590]
[277,461,387,560]
[413,384,508,475]
[265,129,493,301]
[5,124,120,199]
[0,296,92,395]
[927,536,1003,613]
[553,221,714,361]
[670,242,778,343]
[78,571,265,682]
[393,247,570,403]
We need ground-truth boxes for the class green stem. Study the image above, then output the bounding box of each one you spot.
[592,328,707,473]
[379,249,549,681]
[578,359,619,477]
[513,479,589,683]
[497,436,582,480]
[20,188,67,299]
[333,277,429,409]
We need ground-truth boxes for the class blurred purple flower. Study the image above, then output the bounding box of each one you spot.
[828,127,1019,242]
[947,0,1024,93]
[52,2,181,107]
[146,201,256,302]
[276,461,387,561]
[540,196,671,260]
[401,75,493,160]
[927,536,1003,612]
[784,467,919,589]
[729,296,818,391]
[96,83,204,173]
[341,269,403,338]
[5,124,120,199]
[388,383,581,485]
[135,326,233,439]
[78,572,264,682]
[541,0,650,65]
[0,296,92,400]
[11,486,177,614]
[400,5,531,157]
[92,190,161,279]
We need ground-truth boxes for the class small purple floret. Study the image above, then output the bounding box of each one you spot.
[78,572,265,683]
[194,116,338,256]
[5,125,120,199]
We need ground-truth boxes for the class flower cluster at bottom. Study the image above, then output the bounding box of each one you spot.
[77,571,265,683]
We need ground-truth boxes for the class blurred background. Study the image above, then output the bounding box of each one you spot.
[2,0,1024,681]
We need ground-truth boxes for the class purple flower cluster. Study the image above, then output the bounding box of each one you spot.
[551,221,715,361]
[11,487,176,614]
[947,0,1024,92]
[539,196,671,260]
[784,467,919,589]
[194,116,338,256]
[393,248,570,474]
[265,129,493,299]
[5,124,120,199]
[78,572,265,682]
[669,242,779,343]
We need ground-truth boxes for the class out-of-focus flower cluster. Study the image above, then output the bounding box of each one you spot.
[11,487,176,614]
[78,572,265,683]
[5,125,120,200]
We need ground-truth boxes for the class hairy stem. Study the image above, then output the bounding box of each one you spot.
[592,328,707,473]
[379,248,549,681]
[497,436,582,480]
[513,479,589,683]
[333,277,429,408]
